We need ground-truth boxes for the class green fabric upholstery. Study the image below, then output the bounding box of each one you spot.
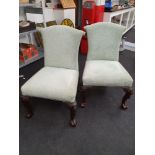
[83,23,133,88]
[40,25,85,70]
[21,26,84,103]
[85,22,125,61]
[83,60,133,88]
[21,67,79,103]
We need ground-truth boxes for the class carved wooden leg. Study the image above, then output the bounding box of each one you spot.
[80,86,87,108]
[68,104,77,127]
[121,88,133,110]
[21,96,33,119]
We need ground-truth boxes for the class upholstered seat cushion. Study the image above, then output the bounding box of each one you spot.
[21,67,79,103]
[82,60,133,88]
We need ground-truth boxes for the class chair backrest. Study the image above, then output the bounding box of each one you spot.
[40,25,84,70]
[85,22,125,61]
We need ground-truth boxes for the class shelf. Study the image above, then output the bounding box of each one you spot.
[19,29,37,36]
[19,3,36,7]
[19,50,44,69]
[19,2,45,69]
[104,7,135,34]
[104,7,135,16]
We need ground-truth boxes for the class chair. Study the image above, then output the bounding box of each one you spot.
[81,22,133,109]
[21,25,84,127]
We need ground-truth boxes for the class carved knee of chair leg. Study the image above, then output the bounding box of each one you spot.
[21,96,33,119]
[80,86,87,108]
[68,104,77,127]
[121,88,133,110]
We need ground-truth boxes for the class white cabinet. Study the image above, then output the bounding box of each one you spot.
[104,7,135,33]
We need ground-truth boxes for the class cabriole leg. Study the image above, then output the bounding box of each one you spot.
[121,88,133,110]
[68,104,77,127]
[21,96,33,118]
[80,86,87,108]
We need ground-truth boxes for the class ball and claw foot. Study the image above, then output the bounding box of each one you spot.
[121,88,133,110]
[69,104,77,127]
[121,102,128,110]
[80,102,86,108]
[69,119,77,127]
[25,112,33,119]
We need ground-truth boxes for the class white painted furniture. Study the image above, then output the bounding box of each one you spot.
[104,7,135,34]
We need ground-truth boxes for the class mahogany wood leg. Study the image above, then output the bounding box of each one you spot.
[21,96,33,119]
[80,86,87,108]
[68,104,77,127]
[121,88,133,110]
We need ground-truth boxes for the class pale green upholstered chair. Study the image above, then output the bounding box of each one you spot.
[21,25,85,127]
[81,22,133,109]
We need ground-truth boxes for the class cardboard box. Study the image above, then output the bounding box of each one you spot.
[19,0,29,4]
[60,0,76,9]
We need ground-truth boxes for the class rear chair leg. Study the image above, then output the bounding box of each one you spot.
[21,96,33,118]
[80,86,87,108]
[68,104,77,127]
[121,88,133,110]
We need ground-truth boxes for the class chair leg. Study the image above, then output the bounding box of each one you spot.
[121,88,133,110]
[80,86,87,108]
[21,96,33,118]
[68,104,77,127]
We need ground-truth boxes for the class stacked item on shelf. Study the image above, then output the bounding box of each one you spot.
[19,43,39,64]
[61,18,74,27]
[34,32,43,47]
[36,20,57,27]
[60,0,76,9]
[105,0,132,12]
[48,0,76,9]
[19,21,36,33]
[128,0,135,6]
[19,0,29,4]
